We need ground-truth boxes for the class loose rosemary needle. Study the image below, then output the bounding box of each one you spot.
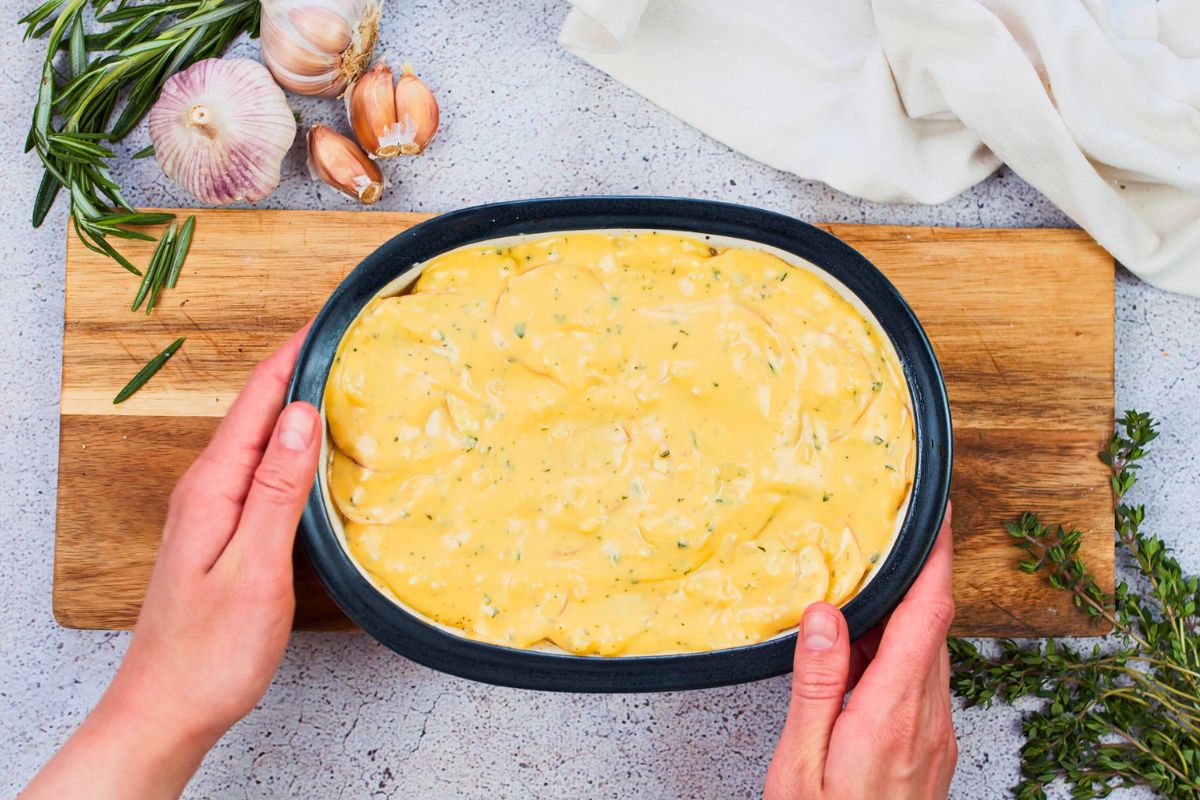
[113,337,184,404]
[129,215,195,313]
[131,221,175,312]
[166,216,196,289]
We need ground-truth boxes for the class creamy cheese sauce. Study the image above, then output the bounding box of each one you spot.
[324,232,914,655]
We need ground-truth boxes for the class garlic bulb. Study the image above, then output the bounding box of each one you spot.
[347,61,439,158]
[149,58,296,205]
[261,0,380,97]
[307,124,384,204]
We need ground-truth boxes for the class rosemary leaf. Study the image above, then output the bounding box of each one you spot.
[74,216,140,276]
[18,0,65,35]
[144,221,177,314]
[113,337,184,404]
[92,225,158,242]
[131,144,155,159]
[131,223,174,311]
[101,212,176,227]
[32,170,61,227]
[67,15,85,78]
[32,66,52,149]
[166,215,195,289]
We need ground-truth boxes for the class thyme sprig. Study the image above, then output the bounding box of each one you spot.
[950,411,1200,799]
[22,0,258,275]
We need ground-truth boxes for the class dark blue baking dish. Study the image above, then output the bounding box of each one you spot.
[287,196,952,692]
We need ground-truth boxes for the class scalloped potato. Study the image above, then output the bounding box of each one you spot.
[325,232,914,655]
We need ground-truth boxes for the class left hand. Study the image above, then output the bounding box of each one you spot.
[22,327,321,799]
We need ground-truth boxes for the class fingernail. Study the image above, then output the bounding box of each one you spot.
[279,403,315,452]
[802,607,838,651]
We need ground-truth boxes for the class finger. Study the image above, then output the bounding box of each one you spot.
[906,501,954,608]
[206,324,311,459]
[766,603,851,795]
[163,325,312,565]
[937,650,959,799]
[847,620,885,689]
[855,504,955,693]
[926,640,958,798]
[929,640,953,718]
[225,402,321,577]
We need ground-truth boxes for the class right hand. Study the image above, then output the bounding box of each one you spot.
[763,506,958,800]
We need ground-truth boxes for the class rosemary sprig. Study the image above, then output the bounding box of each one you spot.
[950,411,1200,799]
[113,336,185,404]
[22,0,258,275]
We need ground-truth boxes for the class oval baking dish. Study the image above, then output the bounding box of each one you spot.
[287,197,952,692]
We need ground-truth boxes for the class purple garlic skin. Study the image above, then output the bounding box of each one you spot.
[149,58,297,205]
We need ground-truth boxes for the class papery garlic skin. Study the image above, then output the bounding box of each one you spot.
[347,61,401,158]
[261,0,380,97]
[308,124,385,204]
[149,58,296,205]
[394,62,440,155]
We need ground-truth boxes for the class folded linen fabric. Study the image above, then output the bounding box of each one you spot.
[561,0,1200,296]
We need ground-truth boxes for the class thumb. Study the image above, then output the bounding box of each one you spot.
[765,603,850,797]
[228,402,321,572]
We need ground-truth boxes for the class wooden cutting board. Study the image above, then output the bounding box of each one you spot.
[55,209,1115,637]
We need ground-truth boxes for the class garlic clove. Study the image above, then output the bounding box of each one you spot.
[393,62,440,155]
[148,58,296,205]
[261,11,336,79]
[348,61,401,158]
[307,124,385,205]
[287,6,351,57]
[261,0,380,97]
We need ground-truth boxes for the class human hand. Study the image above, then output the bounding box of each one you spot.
[763,505,957,800]
[23,328,321,800]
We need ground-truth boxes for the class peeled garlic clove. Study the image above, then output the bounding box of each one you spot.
[149,58,296,205]
[394,62,440,155]
[347,61,400,158]
[307,124,384,204]
[261,0,380,97]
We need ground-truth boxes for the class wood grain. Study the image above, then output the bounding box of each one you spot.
[55,209,1115,636]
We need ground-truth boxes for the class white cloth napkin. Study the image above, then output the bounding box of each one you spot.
[561,0,1200,297]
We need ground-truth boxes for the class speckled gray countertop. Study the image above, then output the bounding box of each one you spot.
[2,2,1197,798]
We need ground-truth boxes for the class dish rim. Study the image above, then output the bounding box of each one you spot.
[287,196,953,693]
